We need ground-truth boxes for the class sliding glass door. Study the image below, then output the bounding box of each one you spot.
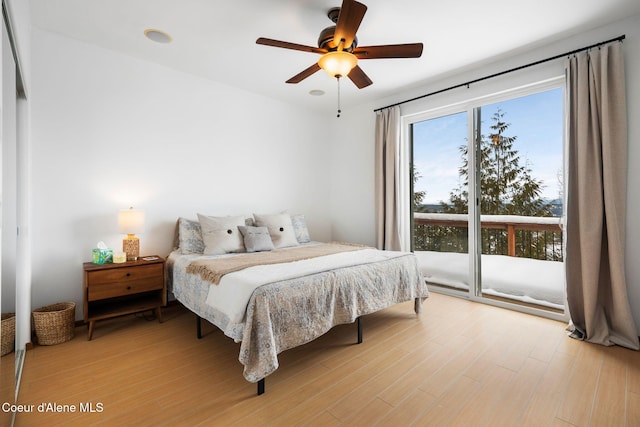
[411,110,471,294]
[476,91,564,312]
[409,80,565,316]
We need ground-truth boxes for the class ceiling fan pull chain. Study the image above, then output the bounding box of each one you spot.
[337,76,342,118]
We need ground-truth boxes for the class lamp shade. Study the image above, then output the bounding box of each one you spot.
[318,51,358,78]
[118,207,145,235]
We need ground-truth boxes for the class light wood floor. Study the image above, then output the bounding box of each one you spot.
[12,292,640,426]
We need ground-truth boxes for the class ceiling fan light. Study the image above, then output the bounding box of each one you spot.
[318,51,358,78]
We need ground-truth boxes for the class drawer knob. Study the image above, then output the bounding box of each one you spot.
[126,273,131,277]
[127,286,132,290]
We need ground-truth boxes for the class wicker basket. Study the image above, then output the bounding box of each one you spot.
[32,302,76,345]
[1,313,15,356]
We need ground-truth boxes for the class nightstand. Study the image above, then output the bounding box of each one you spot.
[82,256,166,340]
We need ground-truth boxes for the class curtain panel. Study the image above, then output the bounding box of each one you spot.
[565,41,639,350]
[374,106,409,251]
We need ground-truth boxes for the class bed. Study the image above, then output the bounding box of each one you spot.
[167,214,429,394]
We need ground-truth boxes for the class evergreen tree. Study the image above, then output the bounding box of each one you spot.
[411,166,426,210]
[442,109,552,217]
[425,109,558,259]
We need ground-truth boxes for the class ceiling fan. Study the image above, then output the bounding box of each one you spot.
[256,0,424,89]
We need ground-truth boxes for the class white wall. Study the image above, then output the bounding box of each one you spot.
[30,29,332,316]
[330,14,640,330]
[327,106,377,247]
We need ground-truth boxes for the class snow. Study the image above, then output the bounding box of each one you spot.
[414,212,562,226]
[414,250,565,310]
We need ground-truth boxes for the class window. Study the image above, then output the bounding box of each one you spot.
[408,79,566,318]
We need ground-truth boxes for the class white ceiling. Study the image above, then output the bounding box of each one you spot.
[30,0,640,113]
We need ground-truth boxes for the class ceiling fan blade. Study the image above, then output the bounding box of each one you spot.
[256,37,328,55]
[354,43,424,59]
[348,65,373,89]
[286,63,322,84]
[330,0,367,50]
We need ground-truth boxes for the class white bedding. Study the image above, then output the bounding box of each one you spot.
[207,248,408,324]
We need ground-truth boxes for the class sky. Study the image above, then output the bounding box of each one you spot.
[412,88,564,205]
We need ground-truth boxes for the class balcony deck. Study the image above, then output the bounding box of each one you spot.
[414,251,565,310]
[413,213,565,311]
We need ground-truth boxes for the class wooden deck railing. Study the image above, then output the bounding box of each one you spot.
[413,213,564,261]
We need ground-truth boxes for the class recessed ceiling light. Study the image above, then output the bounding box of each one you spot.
[309,90,325,96]
[144,29,172,44]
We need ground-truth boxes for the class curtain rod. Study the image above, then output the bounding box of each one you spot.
[374,34,625,112]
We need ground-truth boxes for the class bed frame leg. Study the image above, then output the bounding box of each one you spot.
[414,297,423,315]
[196,315,202,339]
[357,317,363,344]
[257,379,265,395]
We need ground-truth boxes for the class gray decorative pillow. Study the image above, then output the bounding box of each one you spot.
[238,225,275,253]
[253,213,300,249]
[291,214,311,243]
[177,217,205,254]
[197,213,246,255]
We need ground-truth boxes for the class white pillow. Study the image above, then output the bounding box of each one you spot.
[197,213,246,255]
[253,213,300,249]
[238,225,275,253]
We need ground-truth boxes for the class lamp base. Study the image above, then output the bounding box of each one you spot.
[123,235,140,261]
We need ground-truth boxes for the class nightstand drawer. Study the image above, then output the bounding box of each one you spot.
[88,263,163,285]
[88,276,163,301]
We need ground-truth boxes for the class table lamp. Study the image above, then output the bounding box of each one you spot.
[118,207,145,261]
